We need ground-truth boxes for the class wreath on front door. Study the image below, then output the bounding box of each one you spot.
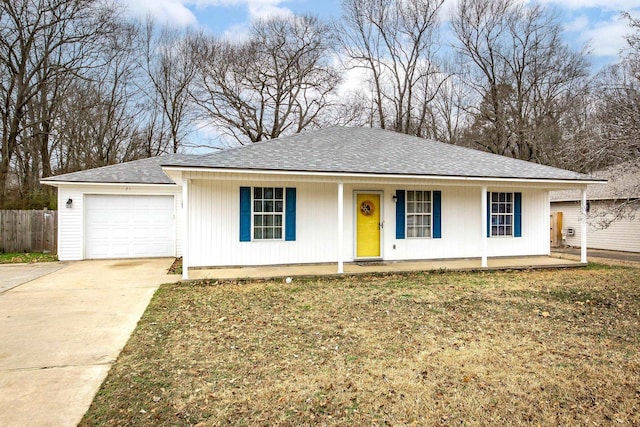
[360,200,375,216]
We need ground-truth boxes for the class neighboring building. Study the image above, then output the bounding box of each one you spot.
[550,162,640,253]
[43,127,602,278]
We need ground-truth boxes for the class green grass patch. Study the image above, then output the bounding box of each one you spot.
[81,267,640,426]
[0,252,57,264]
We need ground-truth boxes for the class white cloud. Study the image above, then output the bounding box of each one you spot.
[582,15,631,57]
[221,23,251,41]
[536,0,640,11]
[121,0,198,26]
[121,0,293,27]
[246,1,293,21]
[564,15,590,33]
[192,0,293,22]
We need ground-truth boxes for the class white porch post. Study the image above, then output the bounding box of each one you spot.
[337,182,344,274]
[481,186,488,268]
[182,178,190,280]
[581,187,588,263]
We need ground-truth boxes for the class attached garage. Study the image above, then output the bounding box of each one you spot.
[41,155,193,261]
[85,195,175,259]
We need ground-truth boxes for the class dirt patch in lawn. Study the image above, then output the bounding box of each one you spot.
[81,264,640,426]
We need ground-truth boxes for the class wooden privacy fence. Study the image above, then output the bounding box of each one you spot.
[0,210,57,254]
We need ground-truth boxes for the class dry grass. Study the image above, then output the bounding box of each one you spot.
[0,252,57,263]
[81,264,640,426]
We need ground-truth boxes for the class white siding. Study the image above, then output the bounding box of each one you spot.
[551,201,640,253]
[57,187,85,261]
[56,184,181,261]
[186,177,551,267]
[188,180,338,267]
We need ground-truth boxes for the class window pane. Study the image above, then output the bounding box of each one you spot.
[275,201,283,212]
[407,215,415,226]
[506,193,512,203]
[499,193,506,202]
[254,228,262,239]
[265,201,273,212]
[275,188,283,199]
[492,193,499,202]
[264,228,274,239]
[254,201,262,212]
[254,215,263,226]
[415,191,422,202]
[505,226,512,235]
[265,215,273,226]
[264,188,273,199]
[407,191,415,202]
[274,215,282,226]
[274,228,282,239]
[254,187,262,199]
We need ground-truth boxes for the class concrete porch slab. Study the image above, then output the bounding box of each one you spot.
[186,256,585,281]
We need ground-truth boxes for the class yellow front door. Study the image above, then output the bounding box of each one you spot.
[356,193,381,258]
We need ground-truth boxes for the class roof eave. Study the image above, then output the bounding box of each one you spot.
[161,165,604,185]
[40,180,178,187]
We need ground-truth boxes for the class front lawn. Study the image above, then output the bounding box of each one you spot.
[0,252,57,263]
[81,265,640,426]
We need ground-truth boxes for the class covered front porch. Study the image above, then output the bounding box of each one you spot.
[184,255,585,281]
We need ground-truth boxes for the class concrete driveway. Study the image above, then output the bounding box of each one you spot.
[0,258,175,427]
[0,262,66,293]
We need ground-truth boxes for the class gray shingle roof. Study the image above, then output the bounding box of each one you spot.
[163,127,595,181]
[42,154,197,184]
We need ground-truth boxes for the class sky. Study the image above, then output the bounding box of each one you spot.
[120,0,640,69]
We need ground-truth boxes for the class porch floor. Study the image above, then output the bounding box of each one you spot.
[185,255,584,281]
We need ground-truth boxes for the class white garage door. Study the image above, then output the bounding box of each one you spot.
[85,195,175,259]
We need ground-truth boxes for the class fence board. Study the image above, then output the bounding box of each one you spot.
[0,210,57,254]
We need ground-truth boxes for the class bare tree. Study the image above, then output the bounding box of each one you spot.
[0,0,117,207]
[451,0,589,162]
[337,0,447,135]
[54,21,144,173]
[138,19,197,153]
[190,15,341,144]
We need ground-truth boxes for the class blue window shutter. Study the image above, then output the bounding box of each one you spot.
[433,191,442,239]
[285,187,296,241]
[514,192,522,237]
[239,187,251,242]
[486,192,491,238]
[395,190,405,239]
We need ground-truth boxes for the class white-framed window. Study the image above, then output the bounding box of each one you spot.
[253,187,284,240]
[406,190,432,238]
[490,192,513,236]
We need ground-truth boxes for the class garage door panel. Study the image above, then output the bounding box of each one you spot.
[85,195,175,259]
